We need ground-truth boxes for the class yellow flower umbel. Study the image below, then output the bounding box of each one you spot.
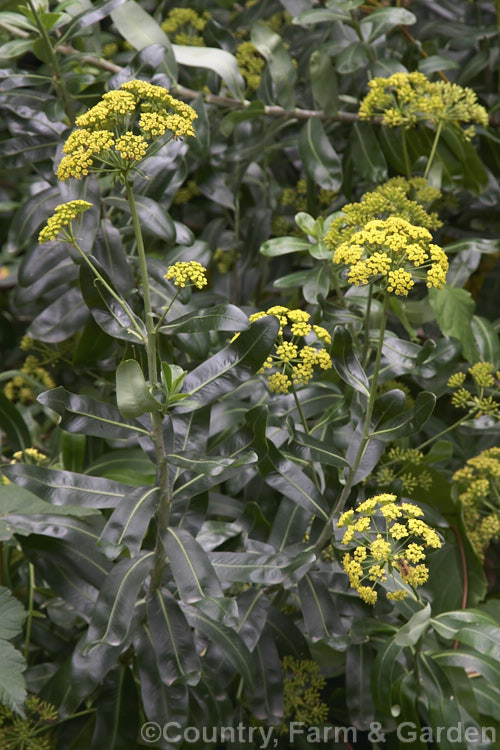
[375,445,432,495]
[56,80,197,181]
[338,493,442,604]
[330,215,448,296]
[4,355,56,405]
[164,261,208,289]
[447,362,500,419]
[453,447,500,559]
[161,8,210,46]
[325,178,442,249]
[247,307,332,393]
[38,200,92,244]
[236,41,265,92]
[359,72,488,138]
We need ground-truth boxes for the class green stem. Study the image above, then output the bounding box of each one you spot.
[315,293,389,550]
[123,180,172,591]
[125,181,157,387]
[27,0,75,123]
[361,284,373,367]
[291,383,309,435]
[24,563,35,663]
[424,121,443,180]
[415,411,472,452]
[401,128,411,178]
[69,235,145,343]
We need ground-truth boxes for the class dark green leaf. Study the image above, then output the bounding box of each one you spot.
[331,325,370,396]
[0,391,30,451]
[147,589,201,686]
[351,123,388,182]
[104,195,175,242]
[298,572,347,645]
[160,304,249,334]
[181,603,254,690]
[38,387,149,439]
[99,485,159,556]
[251,21,296,109]
[309,48,338,116]
[209,545,316,584]
[180,316,278,409]
[346,644,375,730]
[250,630,284,722]
[299,119,342,191]
[428,285,478,363]
[28,287,89,343]
[260,236,312,257]
[80,264,145,343]
[164,527,223,603]
[371,637,403,713]
[86,553,154,647]
[91,665,139,750]
[173,45,243,99]
[4,464,129,508]
[395,603,431,647]
[419,654,468,750]
[360,7,416,41]
[471,315,500,368]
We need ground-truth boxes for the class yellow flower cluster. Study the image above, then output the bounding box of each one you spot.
[326,178,442,250]
[236,42,265,91]
[331,216,448,295]
[447,362,500,418]
[339,493,442,604]
[4,355,56,404]
[161,8,210,46]
[11,447,48,465]
[453,447,500,560]
[56,80,197,180]
[164,261,208,289]
[359,72,488,138]
[173,179,201,205]
[115,133,148,161]
[248,307,332,393]
[38,200,92,244]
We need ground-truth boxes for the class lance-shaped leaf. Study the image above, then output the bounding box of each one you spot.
[331,325,370,396]
[164,527,223,603]
[250,630,284,722]
[169,450,257,478]
[116,359,163,419]
[371,637,404,713]
[180,316,279,409]
[346,644,375,730]
[351,122,388,182]
[431,649,500,686]
[104,195,175,242]
[194,596,239,629]
[4,464,130,508]
[299,118,342,191]
[360,6,416,41]
[246,405,330,520]
[86,552,155,647]
[0,391,30,451]
[173,45,244,100]
[298,572,347,646]
[267,498,310,552]
[209,545,316,585]
[371,391,436,441]
[160,304,249,334]
[99,485,159,557]
[181,602,255,690]
[80,264,145,343]
[28,286,89,343]
[288,429,349,469]
[134,627,189,730]
[237,590,271,652]
[431,609,497,640]
[38,387,150,439]
[3,509,104,545]
[260,236,312,257]
[251,21,296,109]
[418,654,468,750]
[91,665,140,750]
[395,603,431,647]
[146,589,201,686]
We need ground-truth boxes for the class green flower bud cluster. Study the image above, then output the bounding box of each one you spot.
[447,363,500,418]
[453,447,500,560]
[279,656,328,733]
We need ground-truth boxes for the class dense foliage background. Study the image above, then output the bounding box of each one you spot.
[0,0,499,749]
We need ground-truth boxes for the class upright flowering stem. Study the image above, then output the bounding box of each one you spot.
[424,120,444,180]
[124,180,172,590]
[27,0,75,124]
[315,292,389,550]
